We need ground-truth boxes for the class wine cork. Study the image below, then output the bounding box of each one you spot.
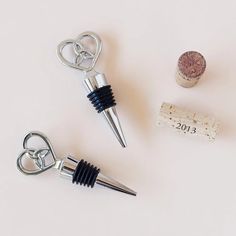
[176,51,206,88]
[157,103,220,141]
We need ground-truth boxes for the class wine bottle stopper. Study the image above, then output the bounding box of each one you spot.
[157,103,220,141]
[16,131,136,196]
[57,31,127,148]
[176,51,206,88]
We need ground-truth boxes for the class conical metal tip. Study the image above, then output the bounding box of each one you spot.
[96,173,136,196]
[83,73,127,148]
[102,107,127,148]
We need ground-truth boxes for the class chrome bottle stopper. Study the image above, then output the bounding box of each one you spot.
[16,131,136,196]
[57,32,127,148]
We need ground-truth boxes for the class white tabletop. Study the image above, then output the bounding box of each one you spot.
[1,0,236,235]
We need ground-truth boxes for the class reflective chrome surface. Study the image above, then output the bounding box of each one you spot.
[83,73,108,93]
[17,132,135,196]
[96,173,137,196]
[57,156,136,196]
[84,73,127,148]
[56,156,78,179]
[57,31,102,72]
[102,107,127,148]
[57,32,127,148]
[17,131,57,175]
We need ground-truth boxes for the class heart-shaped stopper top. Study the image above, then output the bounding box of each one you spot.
[57,31,102,72]
[17,132,57,175]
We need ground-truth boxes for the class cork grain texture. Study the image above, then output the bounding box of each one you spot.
[176,51,206,88]
[157,103,220,141]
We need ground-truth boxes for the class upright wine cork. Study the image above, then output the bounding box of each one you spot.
[157,103,220,141]
[176,51,206,88]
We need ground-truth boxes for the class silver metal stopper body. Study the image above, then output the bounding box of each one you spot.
[83,73,127,148]
[57,32,127,148]
[17,131,136,196]
[57,156,78,179]
[58,156,136,196]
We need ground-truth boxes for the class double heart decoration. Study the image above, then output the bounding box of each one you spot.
[57,31,102,72]
[16,132,57,175]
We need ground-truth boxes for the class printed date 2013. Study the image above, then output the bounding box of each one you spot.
[176,123,196,134]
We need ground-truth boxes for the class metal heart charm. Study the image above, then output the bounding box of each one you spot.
[17,132,57,175]
[57,31,102,72]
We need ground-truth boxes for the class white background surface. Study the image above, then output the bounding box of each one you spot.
[1,0,236,235]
